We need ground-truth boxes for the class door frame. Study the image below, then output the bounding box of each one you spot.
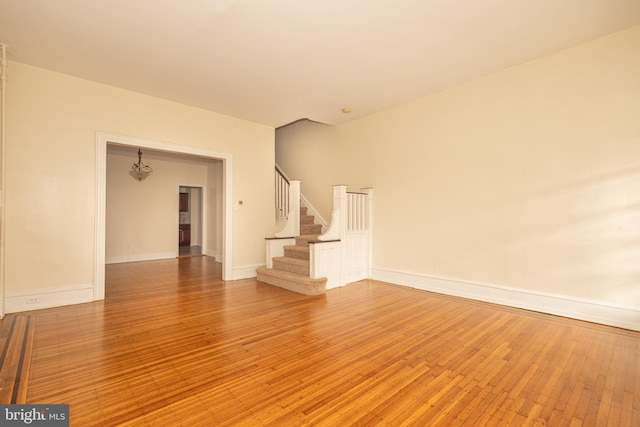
[178,185,204,253]
[95,132,233,301]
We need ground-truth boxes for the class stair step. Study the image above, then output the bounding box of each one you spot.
[284,245,310,260]
[263,205,327,295]
[256,267,326,295]
[300,214,315,225]
[295,234,321,247]
[301,223,322,234]
[272,256,309,275]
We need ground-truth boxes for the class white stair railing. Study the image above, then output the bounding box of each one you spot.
[275,166,289,219]
[274,179,300,238]
[266,169,299,267]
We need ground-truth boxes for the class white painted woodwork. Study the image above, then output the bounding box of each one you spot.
[275,180,300,238]
[0,44,7,318]
[275,168,289,219]
[265,237,295,268]
[318,185,347,242]
[309,241,341,289]
[314,186,373,287]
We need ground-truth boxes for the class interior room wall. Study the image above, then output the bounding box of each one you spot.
[206,161,224,260]
[276,26,640,328]
[4,61,274,311]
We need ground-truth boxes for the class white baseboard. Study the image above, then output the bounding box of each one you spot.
[6,285,95,313]
[106,252,177,264]
[205,249,218,260]
[233,264,263,280]
[371,268,640,332]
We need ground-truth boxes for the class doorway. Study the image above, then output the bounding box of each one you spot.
[179,186,203,257]
[95,132,234,301]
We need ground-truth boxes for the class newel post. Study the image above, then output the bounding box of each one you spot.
[363,187,373,277]
[318,185,347,241]
[275,180,300,238]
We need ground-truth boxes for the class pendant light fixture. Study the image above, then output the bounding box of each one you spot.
[129,148,153,181]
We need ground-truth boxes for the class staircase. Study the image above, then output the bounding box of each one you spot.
[256,207,328,295]
[260,168,372,295]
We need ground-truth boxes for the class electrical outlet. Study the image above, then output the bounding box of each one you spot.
[26,297,39,304]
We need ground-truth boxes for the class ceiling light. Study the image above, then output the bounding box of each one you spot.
[129,149,153,181]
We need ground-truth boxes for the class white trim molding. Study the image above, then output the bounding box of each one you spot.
[205,249,218,260]
[372,268,640,332]
[0,43,7,318]
[233,264,264,280]
[6,285,94,313]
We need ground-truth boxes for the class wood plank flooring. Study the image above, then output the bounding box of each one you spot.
[3,256,639,425]
[0,314,35,403]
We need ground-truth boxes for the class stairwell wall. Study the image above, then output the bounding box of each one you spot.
[276,120,338,222]
[276,26,640,329]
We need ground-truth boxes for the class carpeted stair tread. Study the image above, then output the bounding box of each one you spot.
[301,223,322,234]
[284,245,309,260]
[272,256,309,275]
[256,267,326,296]
[295,234,321,246]
[261,206,327,295]
[300,214,315,225]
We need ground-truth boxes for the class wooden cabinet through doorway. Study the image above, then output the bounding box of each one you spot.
[179,224,191,246]
[179,192,189,212]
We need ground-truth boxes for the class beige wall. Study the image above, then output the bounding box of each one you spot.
[208,161,224,260]
[106,149,220,263]
[277,26,640,311]
[5,61,274,299]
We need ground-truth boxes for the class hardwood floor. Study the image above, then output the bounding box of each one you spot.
[3,256,638,425]
[178,245,202,257]
[0,313,35,403]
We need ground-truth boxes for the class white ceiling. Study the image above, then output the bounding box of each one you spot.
[1,1,639,128]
